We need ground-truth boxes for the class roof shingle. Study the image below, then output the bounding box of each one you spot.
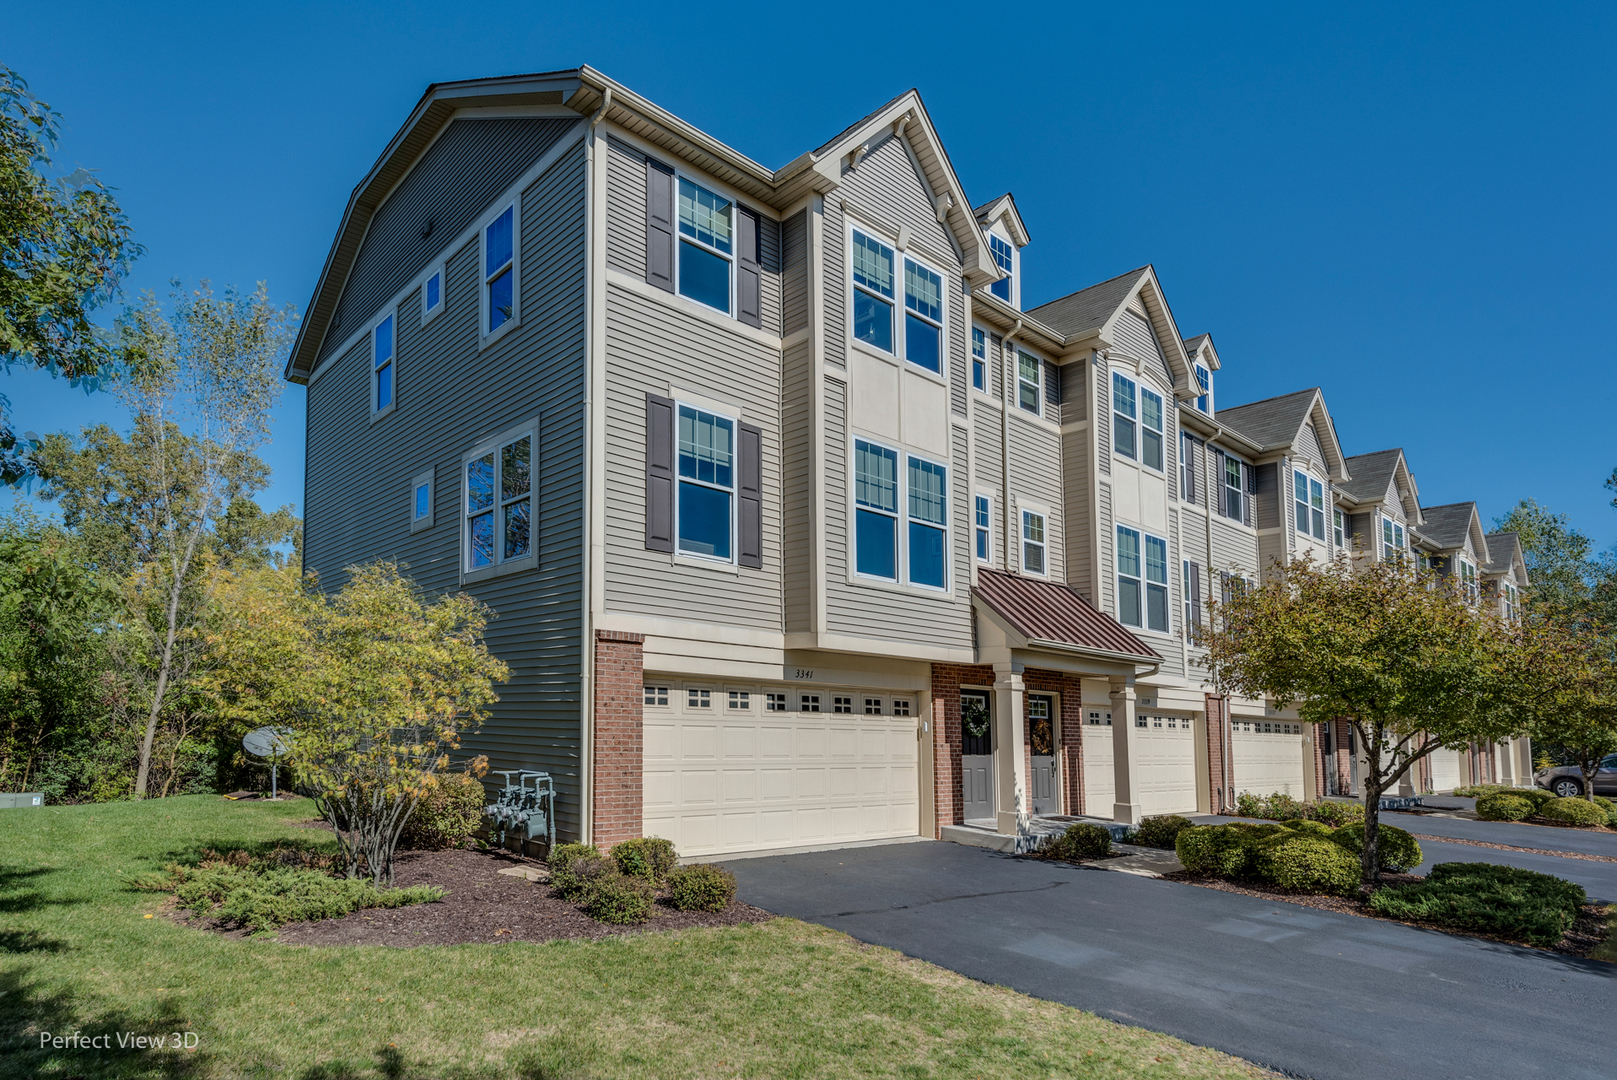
[1417,502,1478,550]
[1215,388,1319,450]
[973,569,1161,661]
[1024,266,1149,339]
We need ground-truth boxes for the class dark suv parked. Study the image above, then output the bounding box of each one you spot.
[1535,754,1617,798]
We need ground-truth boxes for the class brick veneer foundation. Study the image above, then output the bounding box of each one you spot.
[592,630,645,852]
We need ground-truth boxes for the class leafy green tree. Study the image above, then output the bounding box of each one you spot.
[1531,633,1617,802]
[1207,556,1552,886]
[204,562,507,884]
[1493,499,1595,615]
[1,64,142,485]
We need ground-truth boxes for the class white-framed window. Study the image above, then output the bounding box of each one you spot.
[677,176,733,314]
[765,692,787,712]
[971,327,987,391]
[410,468,434,534]
[1504,582,1518,620]
[482,203,517,340]
[799,693,821,712]
[850,228,945,375]
[728,690,750,710]
[854,438,899,581]
[462,422,534,576]
[1017,350,1041,415]
[371,312,395,418]
[1021,508,1046,576]
[907,454,948,589]
[893,699,911,717]
[1460,559,1478,603]
[865,697,883,715]
[687,688,712,709]
[1334,507,1345,548]
[1194,363,1210,413]
[1105,367,1164,467]
[422,264,444,323]
[676,403,736,563]
[989,233,1015,304]
[833,696,853,714]
[1222,454,1246,522]
[974,494,992,563]
[1117,525,1170,633]
[644,686,669,707]
[1382,516,1406,563]
[1293,471,1325,540]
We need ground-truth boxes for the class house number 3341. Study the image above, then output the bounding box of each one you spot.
[793,669,814,680]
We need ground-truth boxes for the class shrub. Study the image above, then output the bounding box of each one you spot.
[611,837,678,885]
[1594,795,1615,811]
[1369,862,1586,947]
[1329,823,1423,872]
[547,842,603,899]
[1517,787,1557,808]
[1132,815,1193,850]
[1537,797,1609,826]
[1279,819,1335,838]
[1255,836,1361,895]
[1307,800,1364,827]
[1475,793,1534,822]
[1176,824,1254,877]
[1047,823,1112,862]
[1451,783,1511,798]
[133,857,442,933]
[579,868,654,924]
[668,863,738,912]
[399,771,488,850]
[1234,791,1307,821]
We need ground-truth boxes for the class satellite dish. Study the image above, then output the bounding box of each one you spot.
[242,727,292,758]
[242,727,293,799]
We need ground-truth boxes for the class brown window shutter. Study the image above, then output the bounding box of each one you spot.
[645,394,675,551]
[1244,463,1257,527]
[738,422,763,568]
[645,160,675,293]
[736,207,761,329]
[1189,562,1202,640]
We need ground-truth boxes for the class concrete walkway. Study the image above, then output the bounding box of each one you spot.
[723,840,1616,1080]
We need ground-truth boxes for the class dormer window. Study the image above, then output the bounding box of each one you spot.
[1194,364,1210,413]
[989,234,1014,304]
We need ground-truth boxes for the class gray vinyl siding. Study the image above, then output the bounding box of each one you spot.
[1008,415,1065,584]
[782,336,815,632]
[782,209,809,336]
[317,117,580,367]
[1097,482,1115,613]
[1060,361,1089,422]
[1298,422,1326,468]
[604,133,783,334]
[824,376,971,650]
[1156,507,1183,679]
[1347,512,1375,555]
[602,282,783,631]
[1255,462,1282,532]
[1094,359,1111,475]
[990,334,1004,399]
[303,141,589,839]
[822,199,847,368]
[972,399,1005,572]
[950,280,968,415]
[1211,518,1257,578]
[1115,309,1173,385]
[836,132,952,257]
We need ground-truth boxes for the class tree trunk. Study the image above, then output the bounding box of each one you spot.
[1360,778,1383,887]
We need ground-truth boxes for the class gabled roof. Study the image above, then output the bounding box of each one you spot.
[1483,531,1529,586]
[973,193,1030,247]
[287,66,998,382]
[972,569,1161,662]
[1183,332,1220,371]
[1339,448,1422,523]
[1216,388,1351,481]
[1417,502,1490,563]
[1022,265,1195,397]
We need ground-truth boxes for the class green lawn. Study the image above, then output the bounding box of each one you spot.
[0,797,1273,1079]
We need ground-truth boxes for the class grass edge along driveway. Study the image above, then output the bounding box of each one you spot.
[0,796,1276,1079]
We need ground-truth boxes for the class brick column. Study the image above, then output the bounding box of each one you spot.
[592,630,644,852]
[1312,723,1328,801]
[1333,721,1353,796]
[1204,693,1228,815]
[1060,676,1084,816]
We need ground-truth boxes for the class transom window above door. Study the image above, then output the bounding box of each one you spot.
[677,178,733,313]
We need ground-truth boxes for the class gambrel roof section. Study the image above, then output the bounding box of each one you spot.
[1215,388,1351,482]
[1483,531,1530,586]
[1417,502,1491,563]
[973,193,1030,247]
[1339,448,1422,524]
[1024,265,1195,398]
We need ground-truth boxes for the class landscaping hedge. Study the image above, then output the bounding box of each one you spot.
[668,864,737,912]
[1307,800,1365,827]
[612,837,678,885]
[547,842,603,899]
[1254,836,1360,895]
[1279,819,1335,838]
[400,771,488,850]
[1048,823,1113,862]
[1131,815,1193,850]
[1538,797,1608,826]
[1328,823,1422,872]
[1368,862,1586,947]
[136,856,443,933]
[1475,792,1534,822]
[579,868,654,924]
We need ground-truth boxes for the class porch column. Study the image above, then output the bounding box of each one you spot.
[993,665,1028,836]
[1109,681,1143,825]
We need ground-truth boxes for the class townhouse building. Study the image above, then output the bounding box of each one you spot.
[288,67,1530,858]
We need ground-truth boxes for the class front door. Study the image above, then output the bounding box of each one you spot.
[1028,695,1057,815]
[960,691,994,821]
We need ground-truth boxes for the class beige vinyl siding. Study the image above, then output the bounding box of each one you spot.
[1098,481,1115,614]
[602,281,783,631]
[822,199,847,368]
[1157,507,1184,678]
[1211,518,1257,577]
[782,209,809,336]
[1008,415,1064,584]
[971,399,1005,572]
[823,377,971,650]
[1298,422,1326,468]
[1114,309,1174,387]
[1065,430,1093,600]
[949,280,967,416]
[1095,360,1111,475]
[782,336,815,632]
[836,132,952,257]
[318,117,579,367]
[1060,361,1089,422]
[303,142,589,839]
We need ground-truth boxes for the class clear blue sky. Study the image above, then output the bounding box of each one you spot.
[6,1,1615,550]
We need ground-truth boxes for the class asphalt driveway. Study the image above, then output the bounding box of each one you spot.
[723,840,1615,1080]
[1382,809,1617,858]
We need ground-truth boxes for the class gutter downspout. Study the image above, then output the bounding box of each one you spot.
[1001,319,1022,572]
[578,87,611,845]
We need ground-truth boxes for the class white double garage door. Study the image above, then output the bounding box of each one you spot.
[644,701,919,857]
[1232,720,1307,799]
[1082,714,1308,811]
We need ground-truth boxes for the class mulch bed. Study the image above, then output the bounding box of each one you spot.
[192,847,774,947]
[1161,870,1611,959]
